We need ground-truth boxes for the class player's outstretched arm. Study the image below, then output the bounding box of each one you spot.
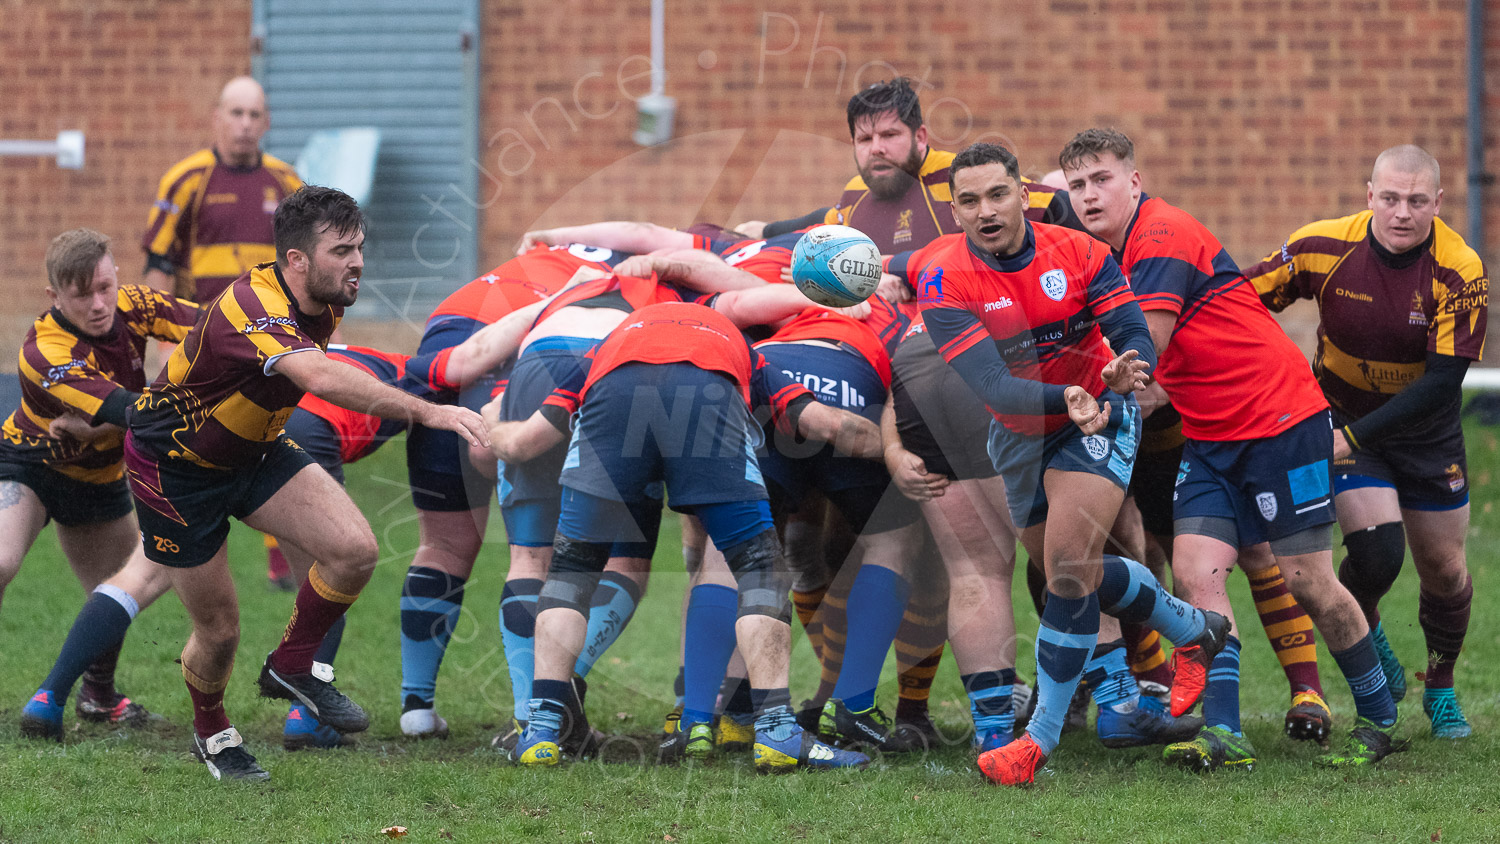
[518,221,691,255]
[711,284,851,330]
[273,350,489,448]
[616,252,767,292]
[489,409,567,463]
[795,401,883,459]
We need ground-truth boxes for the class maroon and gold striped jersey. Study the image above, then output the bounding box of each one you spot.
[1,285,199,483]
[1246,211,1488,420]
[141,149,303,303]
[129,263,340,469]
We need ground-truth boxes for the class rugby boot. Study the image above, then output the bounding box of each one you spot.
[820,699,922,753]
[1284,689,1332,744]
[257,654,369,734]
[1163,725,1256,773]
[20,690,64,742]
[75,687,151,726]
[1423,688,1472,739]
[194,727,270,782]
[1169,610,1232,717]
[977,734,1048,786]
[1316,716,1406,767]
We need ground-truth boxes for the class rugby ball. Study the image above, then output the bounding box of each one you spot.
[791,225,882,308]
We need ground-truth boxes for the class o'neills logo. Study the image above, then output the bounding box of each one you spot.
[241,316,299,335]
[837,256,881,281]
[1334,287,1373,302]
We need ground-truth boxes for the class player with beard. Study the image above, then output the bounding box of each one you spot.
[123,186,488,781]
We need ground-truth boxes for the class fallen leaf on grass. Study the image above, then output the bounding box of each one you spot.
[440,831,454,840]
[1432,830,1441,842]
[380,827,408,839]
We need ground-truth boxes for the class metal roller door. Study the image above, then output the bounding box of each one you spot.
[254,0,480,322]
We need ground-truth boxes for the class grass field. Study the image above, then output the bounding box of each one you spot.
[3,418,1500,843]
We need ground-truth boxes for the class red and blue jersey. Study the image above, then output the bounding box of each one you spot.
[297,344,458,464]
[913,222,1152,435]
[1120,196,1326,441]
[550,303,814,433]
[428,243,632,327]
[758,308,893,389]
[696,228,808,285]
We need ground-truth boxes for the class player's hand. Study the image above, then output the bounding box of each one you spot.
[1332,428,1353,460]
[779,266,794,284]
[613,254,660,279]
[829,299,872,320]
[421,404,490,449]
[516,229,555,254]
[48,412,114,442]
[735,221,767,240]
[1065,385,1110,436]
[1101,349,1150,394]
[887,449,948,501]
[877,272,911,304]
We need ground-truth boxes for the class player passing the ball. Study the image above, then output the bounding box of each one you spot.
[909,143,1231,786]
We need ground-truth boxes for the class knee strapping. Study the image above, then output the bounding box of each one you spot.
[1338,522,1405,602]
[536,536,610,615]
[724,529,792,623]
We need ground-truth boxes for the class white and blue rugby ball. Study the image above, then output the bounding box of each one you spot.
[791,224,882,308]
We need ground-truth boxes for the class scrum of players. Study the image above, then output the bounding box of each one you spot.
[4,77,1486,785]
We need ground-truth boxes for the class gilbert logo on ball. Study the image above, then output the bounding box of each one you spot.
[791,224,882,308]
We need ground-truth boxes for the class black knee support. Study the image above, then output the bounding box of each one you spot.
[724,528,793,624]
[536,534,611,615]
[1338,521,1405,612]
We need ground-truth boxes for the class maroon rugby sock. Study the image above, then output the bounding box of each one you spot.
[270,564,358,676]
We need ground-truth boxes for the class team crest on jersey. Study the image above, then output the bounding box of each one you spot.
[917,266,944,304]
[1040,269,1067,302]
[1408,290,1428,326]
[1256,491,1278,521]
[894,210,914,246]
[1082,435,1109,461]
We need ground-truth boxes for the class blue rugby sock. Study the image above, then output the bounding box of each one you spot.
[830,564,911,712]
[1332,634,1397,727]
[1083,640,1139,710]
[575,572,642,678]
[527,678,573,734]
[683,584,738,726]
[1098,555,1208,645]
[1027,591,1100,755]
[1202,636,1243,734]
[399,566,466,711]
[963,669,1016,737]
[41,585,138,703]
[501,577,542,722]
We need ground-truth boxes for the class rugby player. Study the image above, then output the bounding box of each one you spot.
[1247,144,1486,740]
[123,186,488,782]
[1059,128,1334,745]
[491,300,885,772]
[1058,128,1403,770]
[911,143,1230,785]
[5,229,197,738]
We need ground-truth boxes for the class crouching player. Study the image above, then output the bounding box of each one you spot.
[493,301,885,771]
[6,228,198,738]
[123,187,488,782]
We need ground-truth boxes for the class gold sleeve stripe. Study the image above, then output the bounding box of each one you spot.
[1431,308,1457,356]
[1250,260,1292,295]
[1293,252,1346,277]
[929,182,952,202]
[16,357,106,417]
[308,563,359,604]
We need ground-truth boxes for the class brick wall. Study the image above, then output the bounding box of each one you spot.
[1,0,1495,362]
[0,0,253,353]
[477,0,1499,274]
